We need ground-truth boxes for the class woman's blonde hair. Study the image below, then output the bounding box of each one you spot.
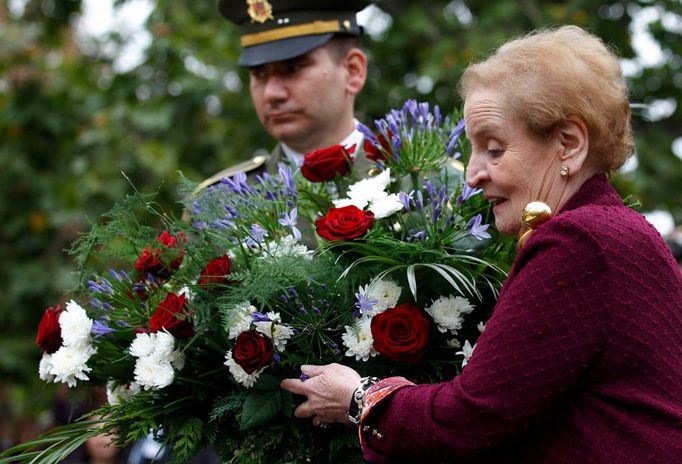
[459,25,634,172]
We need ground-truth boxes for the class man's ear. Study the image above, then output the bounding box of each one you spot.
[556,116,589,174]
[343,48,367,96]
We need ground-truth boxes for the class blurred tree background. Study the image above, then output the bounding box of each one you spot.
[1,0,680,440]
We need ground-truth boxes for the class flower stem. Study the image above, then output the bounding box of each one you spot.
[410,171,420,192]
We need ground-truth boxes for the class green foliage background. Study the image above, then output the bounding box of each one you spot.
[1,0,680,431]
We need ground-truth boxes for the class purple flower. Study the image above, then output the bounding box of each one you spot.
[300,373,310,382]
[91,319,115,338]
[278,163,297,198]
[398,191,414,211]
[391,134,401,160]
[355,291,378,316]
[250,223,268,243]
[467,214,492,240]
[415,190,424,211]
[357,122,376,141]
[457,183,482,205]
[251,312,272,322]
[279,208,301,241]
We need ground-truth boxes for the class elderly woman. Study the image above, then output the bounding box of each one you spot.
[281,25,682,463]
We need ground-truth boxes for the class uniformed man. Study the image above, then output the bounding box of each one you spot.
[199,0,373,189]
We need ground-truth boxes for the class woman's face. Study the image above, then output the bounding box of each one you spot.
[464,88,562,237]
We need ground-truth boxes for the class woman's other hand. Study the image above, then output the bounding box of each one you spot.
[281,363,361,426]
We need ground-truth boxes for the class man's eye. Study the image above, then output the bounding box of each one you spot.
[285,64,302,74]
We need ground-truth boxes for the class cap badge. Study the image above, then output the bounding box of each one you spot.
[246,0,274,24]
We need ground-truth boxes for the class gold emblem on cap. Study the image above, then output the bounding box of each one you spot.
[246,0,274,24]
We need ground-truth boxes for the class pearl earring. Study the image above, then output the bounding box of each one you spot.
[560,165,570,177]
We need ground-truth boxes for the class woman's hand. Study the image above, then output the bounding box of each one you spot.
[281,363,361,426]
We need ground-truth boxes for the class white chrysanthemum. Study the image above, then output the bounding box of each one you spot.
[361,279,401,316]
[369,193,404,219]
[334,169,393,210]
[49,344,96,388]
[39,353,55,382]
[227,302,257,339]
[152,331,176,360]
[224,350,263,388]
[333,197,366,209]
[271,323,294,351]
[129,332,156,358]
[342,317,378,362]
[59,300,93,349]
[425,295,473,334]
[134,356,175,390]
[254,312,294,351]
[106,381,140,405]
[178,286,193,301]
[171,350,185,371]
[456,340,475,367]
[265,235,313,259]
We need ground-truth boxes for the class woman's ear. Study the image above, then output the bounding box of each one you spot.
[556,116,589,174]
[343,48,367,96]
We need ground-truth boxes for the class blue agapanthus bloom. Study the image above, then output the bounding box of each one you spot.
[467,214,492,240]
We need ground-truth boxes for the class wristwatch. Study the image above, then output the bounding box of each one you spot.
[348,376,379,425]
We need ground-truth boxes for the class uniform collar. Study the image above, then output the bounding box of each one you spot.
[281,119,364,165]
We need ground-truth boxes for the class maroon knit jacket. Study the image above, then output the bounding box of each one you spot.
[361,175,682,463]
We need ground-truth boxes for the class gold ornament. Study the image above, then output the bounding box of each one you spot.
[247,0,274,24]
[522,201,553,229]
[518,201,552,250]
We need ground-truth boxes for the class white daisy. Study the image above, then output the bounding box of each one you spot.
[333,169,393,210]
[224,350,264,388]
[265,235,313,259]
[361,279,401,316]
[129,332,156,358]
[342,317,378,362]
[253,312,294,351]
[106,381,140,405]
[456,340,475,367]
[152,331,176,360]
[134,356,175,390]
[39,353,55,382]
[59,300,93,349]
[425,295,474,334]
[49,344,97,388]
[227,302,257,339]
[369,192,404,219]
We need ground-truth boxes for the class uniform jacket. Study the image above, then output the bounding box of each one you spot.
[360,174,682,464]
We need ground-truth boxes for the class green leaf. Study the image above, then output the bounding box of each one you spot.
[239,388,282,431]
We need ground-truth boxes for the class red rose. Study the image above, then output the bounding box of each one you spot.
[301,144,353,182]
[149,292,194,338]
[363,131,392,162]
[36,305,63,354]
[371,303,430,363]
[198,255,231,286]
[134,247,163,275]
[135,231,186,278]
[156,231,186,269]
[315,205,374,241]
[232,330,273,374]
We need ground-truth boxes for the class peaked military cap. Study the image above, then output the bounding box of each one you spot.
[218,0,372,67]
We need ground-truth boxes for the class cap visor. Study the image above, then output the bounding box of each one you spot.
[239,33,334,67]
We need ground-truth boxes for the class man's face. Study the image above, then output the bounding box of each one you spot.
[248,45,352,153]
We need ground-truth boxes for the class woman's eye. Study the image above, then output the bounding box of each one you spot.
[487,148,504,157]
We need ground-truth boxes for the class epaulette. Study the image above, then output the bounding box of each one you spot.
[197,154,271,190]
